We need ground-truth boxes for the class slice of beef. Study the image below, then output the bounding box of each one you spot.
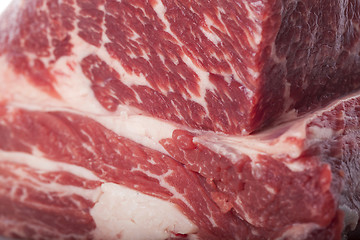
[0,104,262,240]
[2,0,360,134]
[163,92,360,239]
[0,90,359,239]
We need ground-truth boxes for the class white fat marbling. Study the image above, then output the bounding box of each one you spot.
[0,151,102,203]
[307,125,338,139]
[90,182,198,240]
[0,150,100,181]
[201,15,222,45]
[195,118,308,170]
[4,101,175,155]
[94,112,176,154]
[276,223,320,240]
[152,0,223,116]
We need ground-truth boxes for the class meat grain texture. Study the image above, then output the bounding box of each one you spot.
[0,0,359,240]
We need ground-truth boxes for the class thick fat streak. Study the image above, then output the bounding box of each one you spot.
[3,100,302,168]
[275,223,320,240]
[3,90,345,172]
[0,151,101,204]
[91,183,198,240]
[0,150,198,240]
[0,56,108,116]
[0,150,100,182]
[0,58,174,154]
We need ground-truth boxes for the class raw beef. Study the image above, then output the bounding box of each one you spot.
[0,0,360,240]
[2,0,360,134]
[1,84,360,240]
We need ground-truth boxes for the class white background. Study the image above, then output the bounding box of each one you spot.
[0,0,12,14]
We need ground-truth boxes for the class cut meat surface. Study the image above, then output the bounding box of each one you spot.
[1,92,360,239]
[2,0,360,134]
[0,0,360,240]
[162,92,360,237]
[0,105,257,240]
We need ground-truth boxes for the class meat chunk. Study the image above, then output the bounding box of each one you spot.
[0,91,359,240]
[163,92,360,239]
[0,0,359,240]
[2,0,360,134]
